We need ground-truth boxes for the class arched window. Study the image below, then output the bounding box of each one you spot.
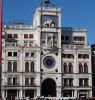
[79,63,83,73]
[31,62,34,72]
[13,61,17,72]
[64,63,68,73]
[69,63,73,73]
[25,62,29,72]
[84,63,88,73]
[8,61,12,72]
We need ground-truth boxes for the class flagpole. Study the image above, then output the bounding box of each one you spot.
[0,0,2,98]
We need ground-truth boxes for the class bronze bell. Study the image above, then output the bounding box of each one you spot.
[44,0,50,4]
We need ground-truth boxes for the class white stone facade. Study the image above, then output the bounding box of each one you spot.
[1,6,92,99]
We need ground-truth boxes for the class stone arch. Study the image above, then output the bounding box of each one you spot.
[41,78,56,97]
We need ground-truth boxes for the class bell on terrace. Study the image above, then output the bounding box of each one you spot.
[44,0,50,4]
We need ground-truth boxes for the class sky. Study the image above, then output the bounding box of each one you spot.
[3,0,95,45]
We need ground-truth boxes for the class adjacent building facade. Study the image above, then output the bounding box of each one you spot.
[1,4,92,99]
[91,44,95,97]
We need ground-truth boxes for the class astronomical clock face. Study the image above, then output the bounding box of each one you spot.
[41,15,58,27]
[43,56,55,68]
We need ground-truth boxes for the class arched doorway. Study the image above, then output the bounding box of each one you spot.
[41,78,56,97]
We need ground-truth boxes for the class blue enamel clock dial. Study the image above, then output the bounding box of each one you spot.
[43,56,55,68]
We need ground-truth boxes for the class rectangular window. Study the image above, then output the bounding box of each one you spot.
[25,78,29,85]
[79,79,83,86]
[84,54,89,59]
[69,79,73,86]
[8,34,12,38]
[8,52,12,57]
[78,54,83,58]
[62,54,74,59]
[74,37,85,41]
[30,78,35,86]
[8,78,12,85]
[84,79,88,86]
[64,79,73,87]
[24,34,28,38]
[61,36,64,40]
[25,52,29,57]
[29,41,33,46]
[29,34,33,38]
[63,90,72,97]
[68,54,74,58]
[62,54,67,58]
[14,34,18,38]
[24,41,28,47]
[42,40,45,44]
[78,54,89,59]
[13,78,17,85]
[65,36,69,40]
[31,53,34,57]
[74,37,77,41]
[13,52,17,57]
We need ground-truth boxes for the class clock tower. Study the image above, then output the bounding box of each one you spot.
[33,0,62,97]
